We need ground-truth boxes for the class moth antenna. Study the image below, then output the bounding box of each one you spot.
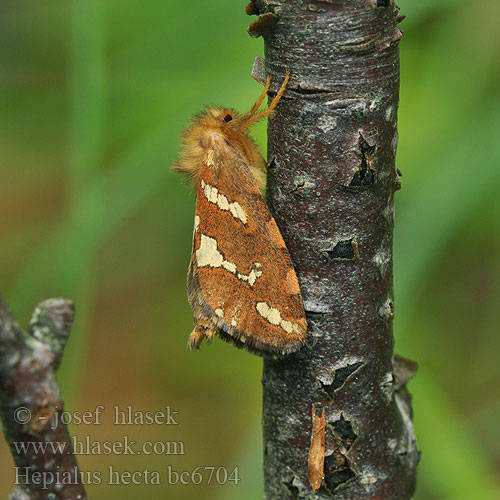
[268,70,290,112]
[249,75,271,115]
[239,70,290,131]
[232,76,271,128]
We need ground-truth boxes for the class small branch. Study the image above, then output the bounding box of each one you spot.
[0,297,87,500]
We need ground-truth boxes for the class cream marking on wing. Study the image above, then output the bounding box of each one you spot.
[200,179,247,224]
[218,194,229,210]
[206,149,215,166]
[196,234,262,287]
[196,235,224,268]
[194,215,200,232]
[229,202,247,223]
[222,261,237,273]
[256,301,301,334]
[237,262,262,286]
[214,308,224,318]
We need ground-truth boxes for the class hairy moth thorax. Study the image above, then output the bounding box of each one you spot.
[173,72,308,356]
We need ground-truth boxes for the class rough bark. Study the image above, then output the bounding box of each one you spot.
[247,1,419,498]
[0,297,87,500]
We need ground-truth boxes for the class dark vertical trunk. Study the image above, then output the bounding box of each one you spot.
[248,1,419,498]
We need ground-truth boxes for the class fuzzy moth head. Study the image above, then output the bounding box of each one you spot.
[172,72,290,190]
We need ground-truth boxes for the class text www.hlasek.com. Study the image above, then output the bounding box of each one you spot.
[13,435,185,456]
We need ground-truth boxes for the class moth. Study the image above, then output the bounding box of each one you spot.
[173,72,307,356]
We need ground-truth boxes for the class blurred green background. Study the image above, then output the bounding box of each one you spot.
[1,0,499,498]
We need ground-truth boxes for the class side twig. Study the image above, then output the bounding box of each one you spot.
[0,297,87,500]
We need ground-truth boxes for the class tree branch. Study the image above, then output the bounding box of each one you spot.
[247,0,419,498]
[0,297,87,499]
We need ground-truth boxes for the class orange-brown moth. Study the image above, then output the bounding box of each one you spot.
[173,72,307,356]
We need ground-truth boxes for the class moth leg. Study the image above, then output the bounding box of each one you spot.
[204,328,216,343]
[187,318,218,350]
[187,329,204,350]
